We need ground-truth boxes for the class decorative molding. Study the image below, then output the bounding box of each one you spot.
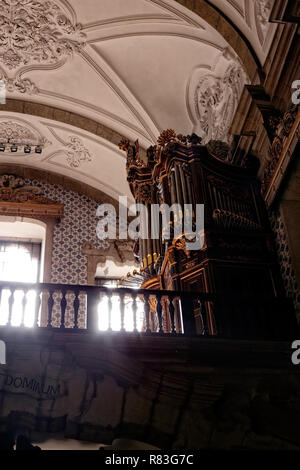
[193,49,248,144]
[84,46,160,144]
[144,0,207,28]
[262,104,300,206]
[0,0,86,70]
[82,14,184,31]
[0,174,63,218]
[225,0,245,18]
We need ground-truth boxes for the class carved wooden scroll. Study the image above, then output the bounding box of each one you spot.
[0,174,63,219]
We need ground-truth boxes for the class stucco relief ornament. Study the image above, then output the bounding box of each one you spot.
[66,136,92,168]
[0,120,36,142]
[0,67,39,94]
[0,0,86,70]
[0,120,49,150]
[194,50,247,144]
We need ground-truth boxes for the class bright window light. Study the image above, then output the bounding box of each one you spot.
[0,243,40,327]
[98,284,145,332]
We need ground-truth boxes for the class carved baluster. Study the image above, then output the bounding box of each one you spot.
[47,288,54,328]
[34,289,41,328]
[156,294,163,334]
[7,288,15,326]
[132,292,138,333]
[144,293,151,333]
[120,292,125,332]
[21,288,28,327]
[168,296,176,334]
[60,288,67,329]
[199,298,210,336]
[73,288,80,329]
[106,291,112,331]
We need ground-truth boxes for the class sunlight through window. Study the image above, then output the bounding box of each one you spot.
[98,294,145,332]
[0,242,41,327]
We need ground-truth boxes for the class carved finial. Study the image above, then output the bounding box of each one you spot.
[119,138,144,172]
[118,138,130,152]
[157,129,177,147]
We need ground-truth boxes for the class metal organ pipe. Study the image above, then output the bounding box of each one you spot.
[174,164,184,209]
[170,169,177,206]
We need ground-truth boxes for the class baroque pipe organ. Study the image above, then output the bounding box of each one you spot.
[119,130,297,338]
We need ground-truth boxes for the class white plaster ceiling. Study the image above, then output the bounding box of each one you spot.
[0,112,131,201]
[0,0,275,200]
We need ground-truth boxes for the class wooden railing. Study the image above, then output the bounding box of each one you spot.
[0,281,297,339]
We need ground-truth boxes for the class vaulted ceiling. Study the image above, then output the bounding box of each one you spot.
[0,0,276,201]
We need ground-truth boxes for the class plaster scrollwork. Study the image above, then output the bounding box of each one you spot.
[0,69,38,94]
[192,49,248,144]
[46,127,93,169]
[0,0,86,71]
[65,136,93,169]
